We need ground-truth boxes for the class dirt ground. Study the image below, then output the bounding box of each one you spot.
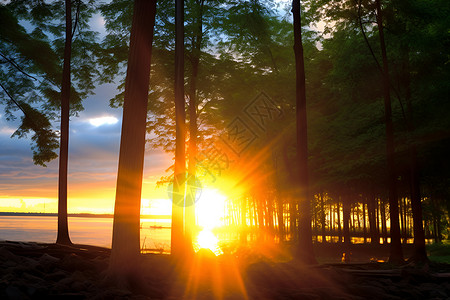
[0,241,449,299]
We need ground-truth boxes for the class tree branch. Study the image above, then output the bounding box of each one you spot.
[0,52,38,81]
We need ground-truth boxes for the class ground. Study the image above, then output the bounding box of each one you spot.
[0,241,449,299]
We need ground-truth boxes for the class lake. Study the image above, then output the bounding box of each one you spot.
[0,215,171,253]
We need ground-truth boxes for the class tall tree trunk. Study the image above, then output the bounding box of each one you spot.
[399,197,405,242]
[56,0,73,246]
[350,206,356,232]
[320,193,326,243]
[292,0,315,264]
[375,0,403,263]
[363,198,367,243]
[342,196,351,246]
[403,48,427,261]
[337,200,342,243]
[289,198,297,241]
[368,197,378,245]
[402,197,407,243]
[110,0,157,275]
[240,197,247,244]
[380,199,387,244]
[330,202,334,241]
[356,203,361,231]
[171,0,187,257]
[277,193,285,242]
[186,0,205,251]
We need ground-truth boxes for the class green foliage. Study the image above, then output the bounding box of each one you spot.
[12,101,59,166]
[1,0,101,165]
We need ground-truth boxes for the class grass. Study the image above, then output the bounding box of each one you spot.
[427,240,450,263]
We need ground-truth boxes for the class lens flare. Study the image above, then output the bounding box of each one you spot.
[194,229,223,255]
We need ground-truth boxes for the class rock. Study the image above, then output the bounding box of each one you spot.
[0,247,21,263]
[44,270,69,281]
[21,272,44,285]
[89,288,133,300]
[5,285,29,300]
[39,253,59,264]
[348,284,393,299]
[60,253,97,272]
[3,260,18,268]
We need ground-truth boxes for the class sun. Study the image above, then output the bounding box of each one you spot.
[193,188,227,255]
[195,188,227,230]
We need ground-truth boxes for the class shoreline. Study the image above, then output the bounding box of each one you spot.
[0,212,171,219]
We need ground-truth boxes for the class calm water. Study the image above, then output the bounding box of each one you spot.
[0,216,171,253]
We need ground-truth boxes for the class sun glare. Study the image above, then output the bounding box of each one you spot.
[196,188,227,230]
[194,188,227,255]
[194,229,223,256]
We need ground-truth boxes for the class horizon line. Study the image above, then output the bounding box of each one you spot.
[0,212,171,219]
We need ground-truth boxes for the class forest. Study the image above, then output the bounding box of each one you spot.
[1,0,449,298]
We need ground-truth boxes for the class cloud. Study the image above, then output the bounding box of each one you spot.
[0,82,172,213]
[89,116,118,127]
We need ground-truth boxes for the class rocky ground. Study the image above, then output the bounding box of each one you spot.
[0,241,449,299]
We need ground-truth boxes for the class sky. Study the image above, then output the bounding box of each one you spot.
[0,81,173,214]
[0,5,179,215]
[0,0,295,215]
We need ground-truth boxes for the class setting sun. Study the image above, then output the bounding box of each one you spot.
[193,188,228,254]
[195,188,227,230]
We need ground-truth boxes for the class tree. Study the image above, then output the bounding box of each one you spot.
[110,0,157,276]
[56,0,74,245]
[2,0,101,245]
[0,4,60,165]
[375,0,403,263]
[185,0,205,255]
[292,0,316,264]
[171,0,190,258]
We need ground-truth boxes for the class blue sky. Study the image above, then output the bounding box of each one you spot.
[0,80,172,213]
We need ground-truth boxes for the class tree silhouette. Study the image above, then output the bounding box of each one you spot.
[110,0,157,276]
[292,0,316,264]
[375,0,403,264]
[171,0,189,258]
[56,0,74,246]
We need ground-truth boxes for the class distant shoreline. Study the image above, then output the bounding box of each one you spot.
[0,212,171,219]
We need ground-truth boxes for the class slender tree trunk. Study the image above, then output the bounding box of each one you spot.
[292,0,315,264]
[356,203,361,232]
[350,206,355,232]
[56,0,73,246]
[257,197,265,240]
[277,194,285,242]
[330,203,334,239]
[399,197,405,241]
[320,193,326,243]
[402,197,407,243]
[240,197,248,244]
[363,198,367,243]
[337,200,342,243]
[368,197,378,245]
[289,198,297,241]
[171,0,188,258]
[267,197,275,235]
[403,48,427,261]
[342,197,351,246]
[110,0,157,275]
[375,0,403,263]
[381,199,387,244]
[186,0,205,252]
[431,197,441,243]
